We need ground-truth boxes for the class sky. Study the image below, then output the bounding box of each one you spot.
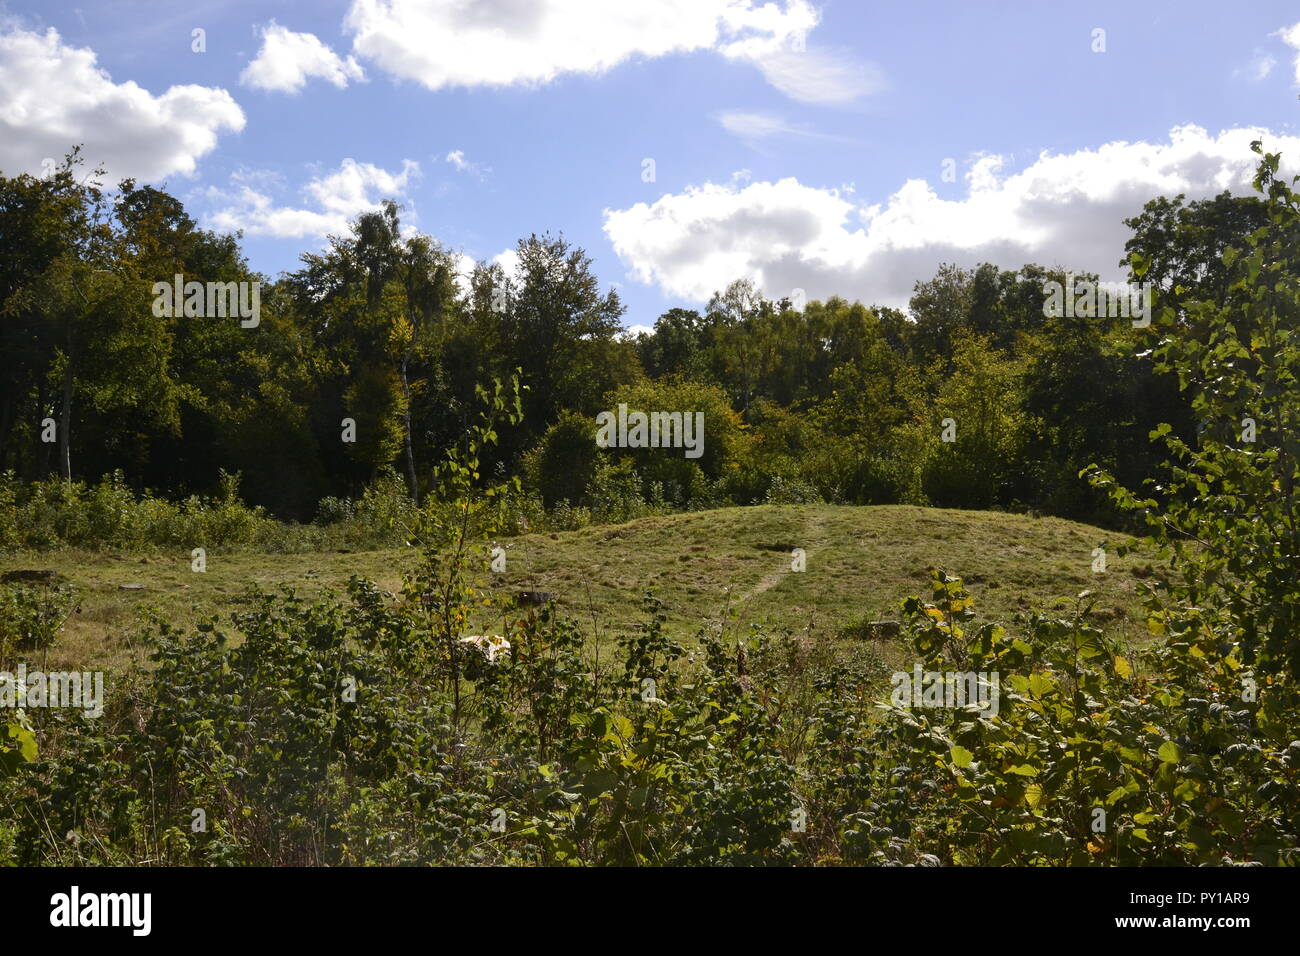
[2,0,1299,333]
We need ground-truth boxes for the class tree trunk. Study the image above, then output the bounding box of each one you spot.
[0,396,12,473]
[399,355,419,504]
[59,356,72,481]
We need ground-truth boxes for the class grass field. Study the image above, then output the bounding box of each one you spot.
[2,504,1153,673]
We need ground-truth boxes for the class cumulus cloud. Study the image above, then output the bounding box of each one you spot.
[1279,22,1300,85]
[603,125,1300,308]
[0,25,243,182]
[208,158,419,239]
[445,246,520,297]
[241,22,365,93]
[343,0,878,103]
[491,247,521,275]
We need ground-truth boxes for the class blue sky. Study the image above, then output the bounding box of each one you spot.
[3,0,1299,330]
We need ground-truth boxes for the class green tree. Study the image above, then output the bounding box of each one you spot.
[1088,143,1300,678]
[917,331,1026,509]
[1122,190,1269,308]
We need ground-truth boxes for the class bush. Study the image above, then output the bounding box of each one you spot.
[0,471,281,552]
[0,582,76,663]
[600,379,747,505]
[314,496,355,524]
[764,476,824,505]
[523,410,600,508]
[7,564,1294,866]
[831,570,1300,865]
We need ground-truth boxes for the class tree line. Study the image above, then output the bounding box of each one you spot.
[0,148,1271,527]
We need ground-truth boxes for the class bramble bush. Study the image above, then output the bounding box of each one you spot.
[4,556,1294,866]
[816,571,1300,865]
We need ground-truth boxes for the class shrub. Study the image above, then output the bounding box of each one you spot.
[764,476,824,505]
[523,410,600,508]
[0,583,76,663]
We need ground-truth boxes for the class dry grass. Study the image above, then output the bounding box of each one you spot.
[1,504,1154,673]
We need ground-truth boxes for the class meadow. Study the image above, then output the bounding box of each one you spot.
[2,504,1148,674]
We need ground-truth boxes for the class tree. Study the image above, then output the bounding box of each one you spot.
[909,262,974,367]
[707,278,770,419]
[285,202,457,501]
[350,202,457,502]
[918,331,1026,509]
[637,307,711,381]
[1122,190,1269,307]
[1089,143,1300,678]
[0,151,99,478]
[1020,274,1189,524]
[1,156,182,482]
[491,233,627,457]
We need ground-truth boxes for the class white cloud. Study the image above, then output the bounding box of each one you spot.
[721,35,883,104]
[1235,51,1276,82]
[491,247,521,275]
[749,49,884,103]
[241,22,365,93]
[450,250,478,297]
[445,148,489,177]
[444,247,518,297]
[0,25,243,182]
[620,323,655,339]
[343,0,878,103]
[1279,22,1300,85]
[603,125,1300,308]
[208,158,419,239]
[716,110,828,144]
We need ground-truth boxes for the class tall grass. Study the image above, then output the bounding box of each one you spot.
[0,468,688,554]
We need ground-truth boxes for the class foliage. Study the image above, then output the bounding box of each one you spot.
[1086,141,1300,679]
[0,581,76,662]
[5,144,1276,530]
[831,570,1300,865]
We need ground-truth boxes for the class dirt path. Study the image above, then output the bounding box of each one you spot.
[736,507,827,604]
